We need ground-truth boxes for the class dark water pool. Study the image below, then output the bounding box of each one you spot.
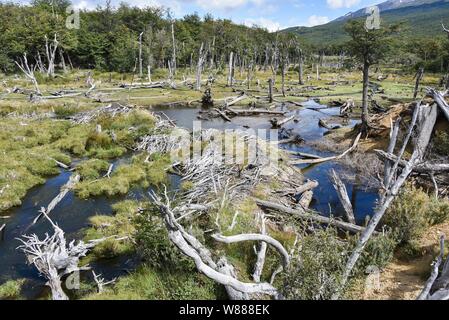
[0,100,378,298]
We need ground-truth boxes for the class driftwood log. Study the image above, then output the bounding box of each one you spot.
[254,199,367,234]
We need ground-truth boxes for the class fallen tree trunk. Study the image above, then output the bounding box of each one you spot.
[215,108,232,122]
[227,108,285,116]
[375,150,449,173]
[32,174,80,225]
[427,88,449,122]
[290,133,362,165]
[276,180,319,197]
[255,199,366,234]
[417,236,448,300]
[150,190,282,300]
[330,169,355,224]
[270,115,295,128]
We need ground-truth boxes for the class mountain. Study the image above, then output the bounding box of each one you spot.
[283,0,449,47]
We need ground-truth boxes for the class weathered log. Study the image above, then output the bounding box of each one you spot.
[215,108,232,122]
[18,213,118,300]
[426,88,449,122]
[285,150,323,160]
[384,118,401,186]
[270,115,295,128]
[253,213,267,283]
[290,133,361,165]
[298,191,313,209]
[150,190,281,300]
[32,174,80,225]
[227,108,285,116]
[276,180,319,197]
[375,150,449,173]
[417,236,446,300]
[254,199,367,234]
[330,169,355,224]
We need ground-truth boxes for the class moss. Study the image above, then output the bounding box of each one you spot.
[0,279,25,300]
[76,159,110,181]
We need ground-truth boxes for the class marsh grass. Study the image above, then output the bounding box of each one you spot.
[0,279,25,300]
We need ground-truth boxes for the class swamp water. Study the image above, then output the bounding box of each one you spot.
[0,100,378,298]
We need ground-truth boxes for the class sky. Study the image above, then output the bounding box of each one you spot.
[14,0,384,31]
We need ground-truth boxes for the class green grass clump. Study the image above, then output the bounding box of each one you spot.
[82,265,219,300]
[0,279,25,300]
[76,159,110,180]
[84,200,140,259]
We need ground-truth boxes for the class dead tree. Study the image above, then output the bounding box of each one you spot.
[92,271,116,294]
[138,32,144,78]
[330,169,356,224]
[268,78,274,103]
[171,22,176,75]
[227,52,234,87]
[334,101,440,299]
[417,235,449,300]
[298,48,304,85]
[195,43,207,91]
[45,34,59,78]
[15,54,41,95]
[17,213,114,300]
[149,189,285,300]
[413,67,424,99]
[443,23,449,40]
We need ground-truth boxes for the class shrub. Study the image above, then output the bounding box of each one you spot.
[383,185,449,245]
[134,206,193,271]
[384,186,429,245]
[280,228,350,300]
[352,230,397,274]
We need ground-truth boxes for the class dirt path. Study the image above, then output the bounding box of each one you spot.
[363,222,449,300]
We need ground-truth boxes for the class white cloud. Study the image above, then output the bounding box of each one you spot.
[326,0,360,9]
[194,0,265,11]
[73,0,95,10]
[307,15,330,26]
[244,17,282,32]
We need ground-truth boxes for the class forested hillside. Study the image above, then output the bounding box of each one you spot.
[283,0,449,47]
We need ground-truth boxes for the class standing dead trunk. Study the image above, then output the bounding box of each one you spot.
[171,22,176,76]
[361,61,371,132]
[15,53,41,95]
[138,32,144,78]
[196,43,206,91]
[281,63,286,97]
[298,49,304,85]
[228,52,234,87]
[413,67,424,99]
[268,78,273,103]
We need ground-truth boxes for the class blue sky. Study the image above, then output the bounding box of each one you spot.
[14,0,383,30]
